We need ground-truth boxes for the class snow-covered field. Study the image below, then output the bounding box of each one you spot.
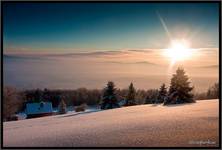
[3,99,219,147]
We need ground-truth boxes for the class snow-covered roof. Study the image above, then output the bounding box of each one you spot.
[26,102,53,115]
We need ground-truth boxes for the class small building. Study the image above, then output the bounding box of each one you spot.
[25,102,53,119]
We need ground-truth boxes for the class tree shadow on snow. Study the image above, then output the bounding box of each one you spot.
[151,104,160,107]
[57,109,102,118]
[163,102,195,107]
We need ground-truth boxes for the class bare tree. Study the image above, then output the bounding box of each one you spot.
[207,83,219,99]
[3,87,24,121]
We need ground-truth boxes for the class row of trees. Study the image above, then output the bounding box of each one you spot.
[25,88,102,107]
[194,83,219,100]
[100,67,195,108]
[23,85,159,108]
[3,68,219,120]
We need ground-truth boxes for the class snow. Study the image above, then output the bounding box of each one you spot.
[16,105,101,120]
[15,113,27,120]
[3,99,219,147]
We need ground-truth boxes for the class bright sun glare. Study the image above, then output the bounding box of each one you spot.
[164,39,193,64]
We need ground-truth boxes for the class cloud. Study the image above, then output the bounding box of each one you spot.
[3,54,53,61]
[4,49,156,58]
[196,47,218,53]
[4,49,163,66]
[196,65,219,69]
[127,49,155,53]
[105,61,159,66]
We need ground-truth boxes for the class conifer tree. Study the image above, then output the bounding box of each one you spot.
[125,82,136,106]
[157,83,167,103]
[101,81,119,109]
[33,89,42,102]
[168,67,194,104]
[58,99,67,114]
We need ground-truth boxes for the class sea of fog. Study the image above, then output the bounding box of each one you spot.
[3,54,218,92]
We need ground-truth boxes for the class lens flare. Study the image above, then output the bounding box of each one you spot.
[164,39,193,64]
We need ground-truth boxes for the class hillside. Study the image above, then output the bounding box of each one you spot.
[3,99,219,147]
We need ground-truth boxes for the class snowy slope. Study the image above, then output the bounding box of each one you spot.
[3,99,219,147]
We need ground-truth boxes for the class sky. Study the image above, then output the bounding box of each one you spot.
[3,2,219,92]
[3,2,219,53]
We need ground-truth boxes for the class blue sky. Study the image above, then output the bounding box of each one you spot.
[3,2,219,53]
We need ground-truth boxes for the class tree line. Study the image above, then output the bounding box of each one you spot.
[3,67,219,121]
[100,67,195,108]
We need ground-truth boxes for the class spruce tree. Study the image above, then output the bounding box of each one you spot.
[33,89,42,102]
[101,81,119,109]
[157,83,167,103]
[125,82,136,106]
[58,99,67,114]
[42,88,49,101]
[168,67,194,104]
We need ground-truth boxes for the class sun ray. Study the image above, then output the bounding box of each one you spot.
[157,11,175,74]
[156,11,172,40]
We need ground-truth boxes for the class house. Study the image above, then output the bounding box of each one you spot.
[25,102,53,118]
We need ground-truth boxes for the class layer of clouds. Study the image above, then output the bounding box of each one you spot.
[3,47,218,92]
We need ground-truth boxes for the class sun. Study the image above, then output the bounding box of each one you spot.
[164,39,193,64]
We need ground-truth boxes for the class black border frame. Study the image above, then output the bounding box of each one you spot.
[1,0,221,149]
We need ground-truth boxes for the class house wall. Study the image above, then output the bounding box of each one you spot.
[26,102,53,115]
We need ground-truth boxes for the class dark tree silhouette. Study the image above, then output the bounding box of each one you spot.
[165,67,194,104]
[145,89,159,104]
[101,81,119,109]
[156,83,167,103]
[33,88,42,102]
[125,82,136,106]
[58,98,67,114]
[42,88,50,101]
